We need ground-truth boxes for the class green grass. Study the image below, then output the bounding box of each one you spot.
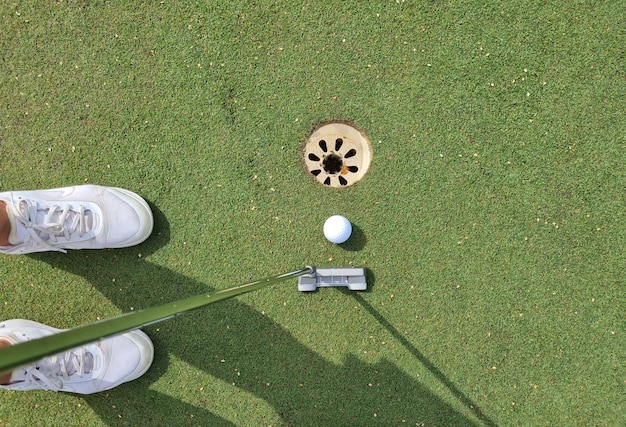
[1,0,624,425]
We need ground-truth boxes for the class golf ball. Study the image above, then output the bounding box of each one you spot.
[324,215,352,244]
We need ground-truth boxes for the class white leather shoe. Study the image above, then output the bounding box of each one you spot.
[0,185,153,254]
[0,319,153,394]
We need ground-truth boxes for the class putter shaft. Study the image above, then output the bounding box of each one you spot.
[0,266,314,375]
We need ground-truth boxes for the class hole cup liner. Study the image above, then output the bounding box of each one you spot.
[304,122,372,188]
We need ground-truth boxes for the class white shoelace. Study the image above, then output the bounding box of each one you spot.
[11,200,91,252]
[21,348,94,391]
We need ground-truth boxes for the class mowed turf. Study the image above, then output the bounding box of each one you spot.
[0,1,623,425]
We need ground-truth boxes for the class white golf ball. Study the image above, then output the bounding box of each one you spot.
[324,215,352,244]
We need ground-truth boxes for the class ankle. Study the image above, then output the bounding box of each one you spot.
[0,201,10,246]
[0,339,12,384]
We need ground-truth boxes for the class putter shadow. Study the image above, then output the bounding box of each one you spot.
[365,267,376,292]
[28,208,482,425]
[351,292,498,427]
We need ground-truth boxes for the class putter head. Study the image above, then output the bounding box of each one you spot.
[298,267,367,292]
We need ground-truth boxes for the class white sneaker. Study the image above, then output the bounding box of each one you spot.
[0,319,153,394]
[0,185,153,254]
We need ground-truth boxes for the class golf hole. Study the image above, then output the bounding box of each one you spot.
[304,122,372,188]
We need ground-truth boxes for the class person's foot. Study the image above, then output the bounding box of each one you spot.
[0,185,153,254]
[0,319,153,394]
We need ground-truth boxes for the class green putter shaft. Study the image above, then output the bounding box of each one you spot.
[0,266,314,375]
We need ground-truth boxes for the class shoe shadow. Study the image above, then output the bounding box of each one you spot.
[28,206,484,426]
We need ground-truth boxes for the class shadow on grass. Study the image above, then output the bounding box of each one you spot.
[28,205,485,426]
[339,223,366,251]
[350,292,498,427]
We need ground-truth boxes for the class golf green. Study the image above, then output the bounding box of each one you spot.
[0,1,623,425]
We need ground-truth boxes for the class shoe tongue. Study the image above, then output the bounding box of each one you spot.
[39,351,94,377]
[66,351,94,376]
[7,201,94,244]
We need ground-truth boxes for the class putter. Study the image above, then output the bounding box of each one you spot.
[0,265,366,374]
[298,267,367,291]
